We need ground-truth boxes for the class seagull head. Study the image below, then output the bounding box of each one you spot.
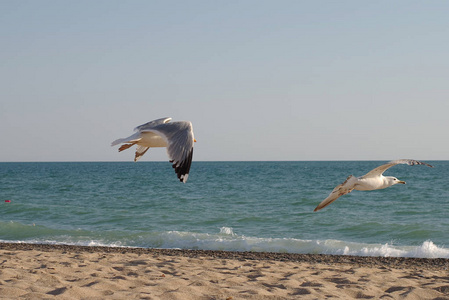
[390,177,406,185]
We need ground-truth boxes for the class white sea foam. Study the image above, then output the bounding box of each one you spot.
[148,229,449,258]
[2,227,449,259]
[219,227,235,236]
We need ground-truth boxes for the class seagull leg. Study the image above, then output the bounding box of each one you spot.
[118,142,137,152]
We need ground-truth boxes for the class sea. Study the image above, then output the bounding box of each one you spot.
[1,161,448,258]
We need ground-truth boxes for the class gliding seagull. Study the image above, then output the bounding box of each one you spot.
[314,159,433,212]
[111,117,195,183]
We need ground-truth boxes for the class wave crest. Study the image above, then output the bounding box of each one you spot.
[2,224,448,258]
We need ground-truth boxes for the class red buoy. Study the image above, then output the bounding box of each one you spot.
[5,200,11,203]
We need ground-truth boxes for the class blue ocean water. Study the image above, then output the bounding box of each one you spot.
[0,161,447,258]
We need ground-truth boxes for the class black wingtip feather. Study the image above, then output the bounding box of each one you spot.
[170,149,193,182]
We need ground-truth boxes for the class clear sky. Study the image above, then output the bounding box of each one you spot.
[1,0,448,162]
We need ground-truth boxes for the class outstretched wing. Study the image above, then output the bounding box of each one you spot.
[361,159,433,179]
[134,117,172,132]
[144,121,195,183]
[314,175,356,212]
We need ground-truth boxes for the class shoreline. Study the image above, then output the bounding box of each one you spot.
[2,242,449,270]
[2,242,449,299]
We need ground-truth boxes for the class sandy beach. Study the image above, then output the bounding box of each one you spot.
[1,243,449,299]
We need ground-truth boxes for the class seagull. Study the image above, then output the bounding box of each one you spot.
[111,117,195,183]
[314,159,433,212]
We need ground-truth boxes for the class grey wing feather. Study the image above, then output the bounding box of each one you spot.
[314,175,355,212]
[148,121,194,182]
[134,117,171,132]
[361,162,397,178]
[361,159,433,179]
[389,159,433,168]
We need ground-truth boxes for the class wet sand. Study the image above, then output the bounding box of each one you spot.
[1,242,449,299]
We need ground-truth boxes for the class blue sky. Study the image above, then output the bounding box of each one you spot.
[1,1,448,162]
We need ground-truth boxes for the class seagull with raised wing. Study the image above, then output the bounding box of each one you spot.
[111,117,195,183]
[314,159,433,212]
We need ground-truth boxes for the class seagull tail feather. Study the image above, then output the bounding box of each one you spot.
[111,138,128,147]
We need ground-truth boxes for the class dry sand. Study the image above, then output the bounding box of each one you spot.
[1,243,449,299]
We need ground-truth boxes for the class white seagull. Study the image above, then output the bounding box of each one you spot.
[314,159,433,212]
[111,117,195,183]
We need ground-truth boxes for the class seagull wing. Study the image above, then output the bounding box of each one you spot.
[134,117,172,132]
[361,159,433,179]
[314,175,356,212]
[143,121,194,183]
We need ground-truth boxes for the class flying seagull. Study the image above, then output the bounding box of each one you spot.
[111,117,195,183]
[314,159,433,212]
